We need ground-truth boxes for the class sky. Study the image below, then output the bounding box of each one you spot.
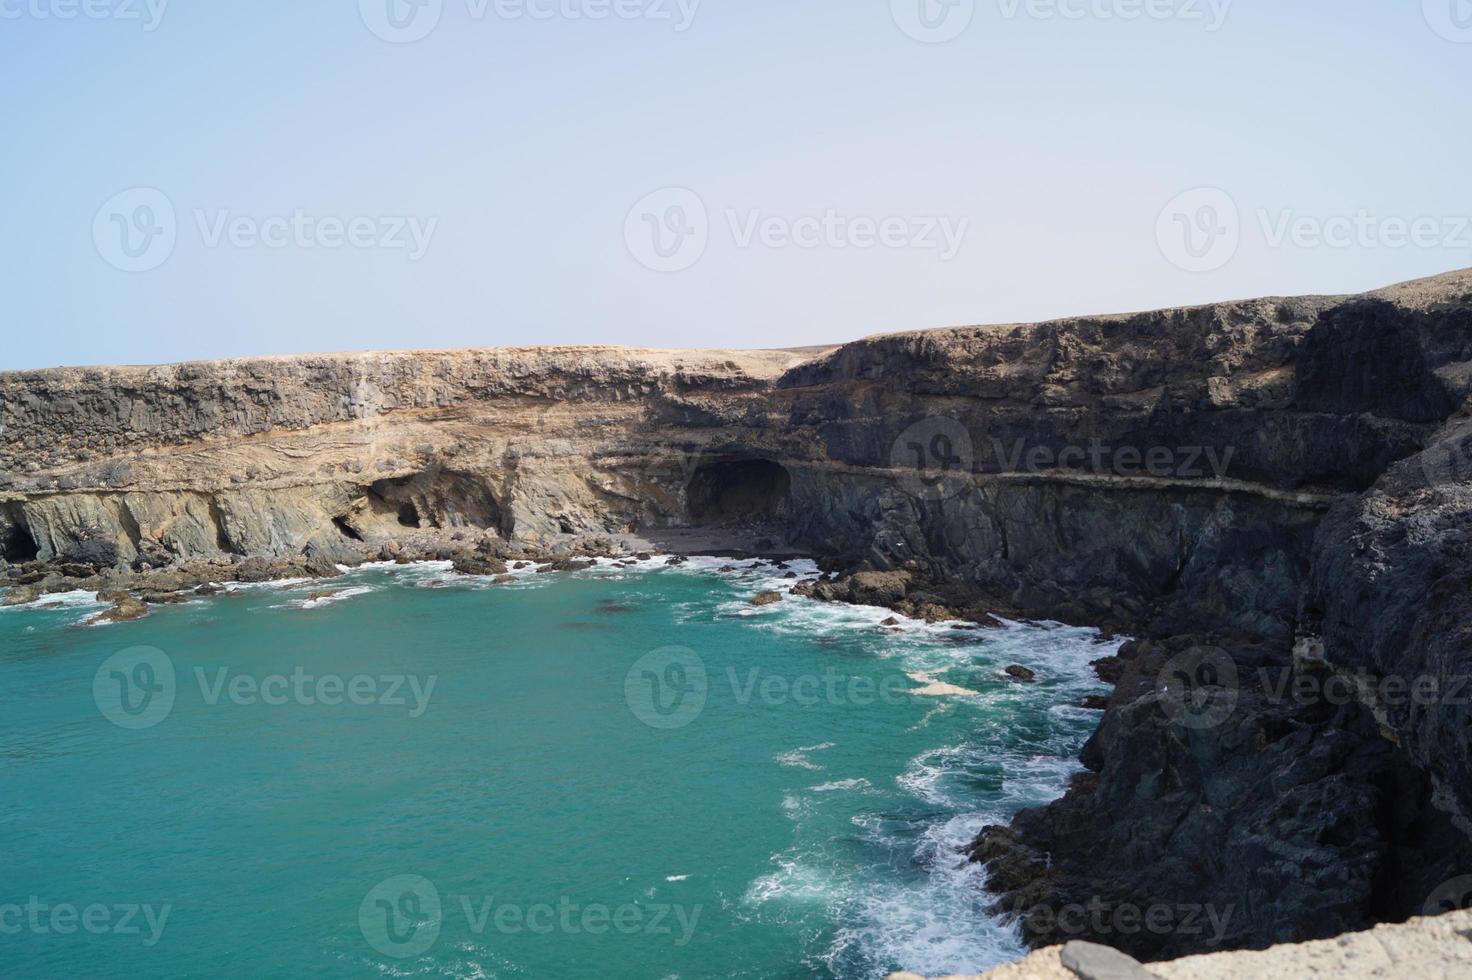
[1,0,1469,370]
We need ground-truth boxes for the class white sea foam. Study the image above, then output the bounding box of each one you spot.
[775,742,836,771]
[0,589,106,613]
[279,585,377,610]
[745,856,843,906]
[810,778,874,794]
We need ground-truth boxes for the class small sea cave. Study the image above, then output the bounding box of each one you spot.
[687,458,793,525]
[0,508,40,563]
[368,470,505,534]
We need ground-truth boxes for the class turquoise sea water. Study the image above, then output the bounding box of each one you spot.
[0,557,1115,979]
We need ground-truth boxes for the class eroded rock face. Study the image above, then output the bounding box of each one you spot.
[2,269,1472,959]
[971,637,1465,961]
[1309,412,1472,834]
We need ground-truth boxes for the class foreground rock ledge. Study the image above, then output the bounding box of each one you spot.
[888,908,1472,979]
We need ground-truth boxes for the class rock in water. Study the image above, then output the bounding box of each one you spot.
[452,556,509,576]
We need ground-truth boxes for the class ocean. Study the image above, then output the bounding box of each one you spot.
[0,556,1115,978]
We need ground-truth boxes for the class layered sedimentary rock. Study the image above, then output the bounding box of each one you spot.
[3,268,1471,960]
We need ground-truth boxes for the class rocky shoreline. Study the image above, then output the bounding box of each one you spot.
[4,268,1472,968]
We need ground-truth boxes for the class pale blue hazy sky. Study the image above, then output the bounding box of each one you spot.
[2,0,1469,370]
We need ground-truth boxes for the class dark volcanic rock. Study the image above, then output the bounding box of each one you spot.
[61,538,119,571]
[1309,413,1472,835]
[971,639,1467,962]
[452,555,509,577]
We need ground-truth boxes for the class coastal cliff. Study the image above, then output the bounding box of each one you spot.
[3,268,1471,963]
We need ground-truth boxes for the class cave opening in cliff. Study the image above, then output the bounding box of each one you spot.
[687,458,792,525]
[1,513,39,563]
[369,471,506,534]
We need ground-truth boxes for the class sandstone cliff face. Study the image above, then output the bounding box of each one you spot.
[3,270,1471,959]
